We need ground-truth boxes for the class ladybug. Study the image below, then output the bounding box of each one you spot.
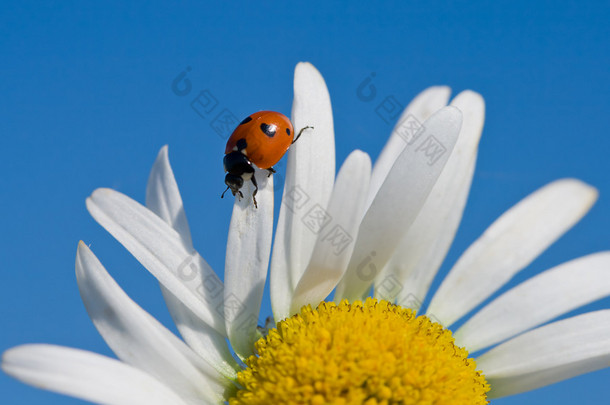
[222,111,312,208]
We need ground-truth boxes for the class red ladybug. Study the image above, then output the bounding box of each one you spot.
[222,111,311,208]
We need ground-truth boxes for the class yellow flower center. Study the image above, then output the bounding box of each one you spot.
[229,298,489,405]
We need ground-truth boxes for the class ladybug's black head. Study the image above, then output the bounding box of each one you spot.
[222,150,255,199]
[224,173,244,197]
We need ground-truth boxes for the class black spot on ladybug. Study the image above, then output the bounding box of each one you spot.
[239,116,253,125]
[260,123,277,137]
[286,128,291,135]
[236,138,247,151]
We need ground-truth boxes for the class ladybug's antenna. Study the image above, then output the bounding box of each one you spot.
[221,186,230,199]
[292,126,314,144]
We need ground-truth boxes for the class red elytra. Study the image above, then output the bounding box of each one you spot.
[224,111,295,169]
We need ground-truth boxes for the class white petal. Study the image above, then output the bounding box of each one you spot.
[427,179,598,326]
[477,310,610,398]
[335,106,463,302]
[146,145,193,247]
[158,291,237,379]
[224,169,273,358]
[375,91,485,308]
[456,252,610,352]
[76,242,227,403]
[367,86,451,208]
[86,188,226,335]
[290,150,371,313]
[2,344,191,405]
[270,62,336,321]
[145,146,238,375]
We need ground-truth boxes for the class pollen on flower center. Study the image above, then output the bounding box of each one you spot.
[229,298,489,405]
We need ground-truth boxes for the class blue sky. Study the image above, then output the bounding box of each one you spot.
[1,1,609,403]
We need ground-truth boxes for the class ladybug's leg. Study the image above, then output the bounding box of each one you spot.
[292,126,314,144]
[250,175,259,209]
[266,167,276,177]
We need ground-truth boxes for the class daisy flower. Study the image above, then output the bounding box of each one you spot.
[3,62,610,404]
